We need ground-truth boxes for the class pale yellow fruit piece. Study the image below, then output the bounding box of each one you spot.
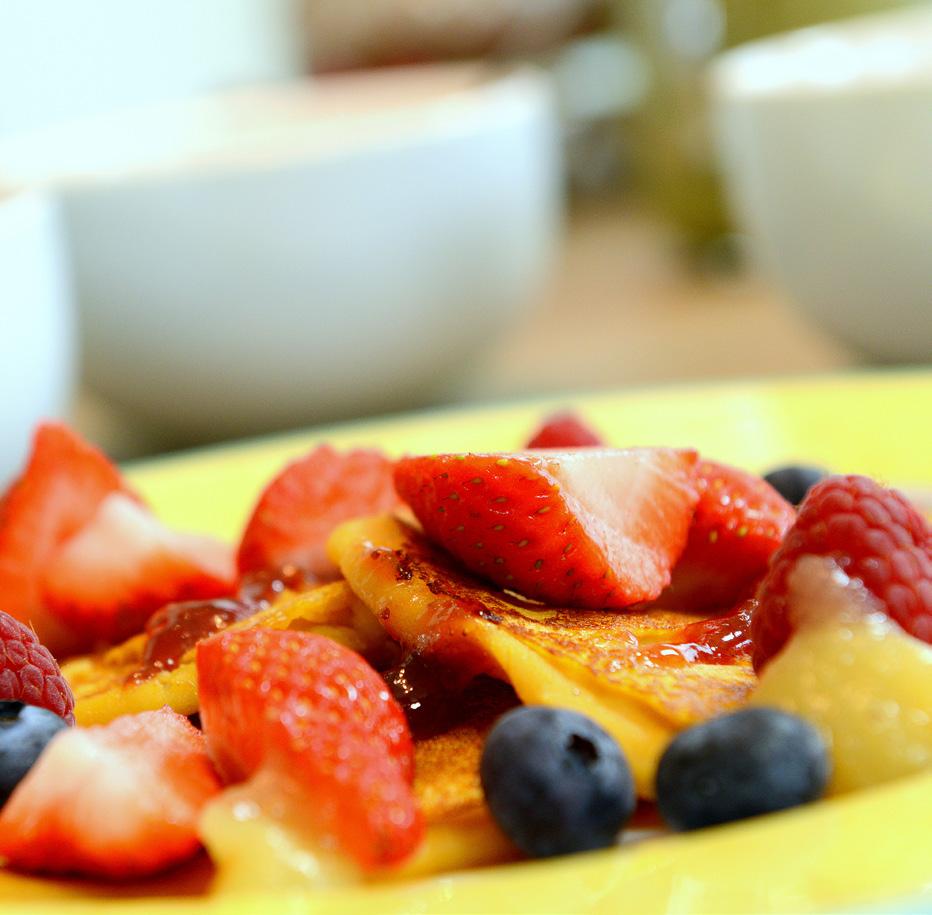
[63,582,390,725]
[753,558,932,794]
[327,515,755,797]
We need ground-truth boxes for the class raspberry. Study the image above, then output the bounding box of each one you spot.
[752,475,932,671]
[0,611,75,724]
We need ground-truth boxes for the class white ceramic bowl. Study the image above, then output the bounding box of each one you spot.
[0,191,75,480]
[0,66,561,440]
[0,0,307,137]
[711,6,932,363]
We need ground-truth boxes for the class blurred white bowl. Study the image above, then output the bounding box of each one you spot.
[711,6,932,363]
[0,191,75,480]
[0,66,561,440]
[0,0,307,137]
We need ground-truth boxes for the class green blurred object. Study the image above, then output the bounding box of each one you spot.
[619,0,923,246]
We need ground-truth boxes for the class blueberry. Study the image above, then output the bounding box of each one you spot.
[480,706,636,858]
[763,465,828,506]
[0,702,69,806]
[656,707,830,831]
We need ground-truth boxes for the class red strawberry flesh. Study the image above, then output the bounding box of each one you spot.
[237,445,399,579]
[395,448,699,609]
[752,474,932,671]
[0,707,221,879]
[0,610,74,724]
[525,411,604,449]
[197,628,422,870]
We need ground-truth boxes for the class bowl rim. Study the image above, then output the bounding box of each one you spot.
[0,63,555,193]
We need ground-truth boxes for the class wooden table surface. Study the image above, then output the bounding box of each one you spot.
[75,198,860,459]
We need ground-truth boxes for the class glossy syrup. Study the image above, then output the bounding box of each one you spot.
[636,602,755,667]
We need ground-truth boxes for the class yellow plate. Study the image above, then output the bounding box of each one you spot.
[3,370,931,914]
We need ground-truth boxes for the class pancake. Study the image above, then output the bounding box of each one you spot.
[328,515,756,795]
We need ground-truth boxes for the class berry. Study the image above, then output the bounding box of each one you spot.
[0,610,74,723]
[763,465,828,506]
[0,708,221,878]
[41,493,235,654]
[655,707,830,831]
[525,412,604,449]
[0,703,68,806]
[196,628,422,870]
[752,475,932,671]
[237,445,399,580]
[661,460,795,612]
[0,423,133,654]
[394,448,699,609]
[480,706,636,857]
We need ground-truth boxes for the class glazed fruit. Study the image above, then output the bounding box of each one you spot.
[394,448,699,608]
[480,706,636,857]
[0,610,75,723]
[0,703,68,806]
[524,411,604,449]
[0,423,235,657]
[0,707,221,878]
[763,465,827,506]
[237,444,399,579]
[196,627,422,870]
[752,475,931,672]
[752,555,932,793]
[42,493,235,652]
[0,423,133,654]
[655,707,830,831]
[660,460,795,612]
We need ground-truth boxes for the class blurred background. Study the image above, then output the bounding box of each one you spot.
[1,0,930,475]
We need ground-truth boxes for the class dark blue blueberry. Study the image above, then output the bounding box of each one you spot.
[763,465,828,506]
[656,707,830,831]
[0,702,69,806]
[480,706,636,858]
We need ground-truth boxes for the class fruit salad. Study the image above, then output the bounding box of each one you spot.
[0,413,928,900]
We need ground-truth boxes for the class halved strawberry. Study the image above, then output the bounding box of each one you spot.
[394,448,699,609]
[197,628,422,871]
[0,610,75,724]
[0,423,134,653]
[237,445,399,580]
[42,493,235,653]
[0,707,221,879]
[525,411,604,449]
[753,475,932,672]
[657,460,795,612]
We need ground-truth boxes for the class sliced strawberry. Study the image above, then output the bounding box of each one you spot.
[525,411,604,449]
[752,475,932,672]
[0,423,134,654]
[42,493,235,654]
[237,445,399,580]
[394,448,699,609]
[0,707,221,879]
[658,460,795,612]
[197,628,422,871]
[0,610,74,724]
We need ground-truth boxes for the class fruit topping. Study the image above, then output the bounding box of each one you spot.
[752,555,932,793]
[0,707,221,878]
[524,411,604,449]
[237,444,399,580]
[480,706,636,857]
[0,423,135,655]
[763,465,828,506]
[655,707,830,831]
[41,493,235,654]
[659,460,795,612]
[0,703,69,806]
[394,448,699,608]
[0,610,75,723]
[196,627,423,871]
[752,475,932,672]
